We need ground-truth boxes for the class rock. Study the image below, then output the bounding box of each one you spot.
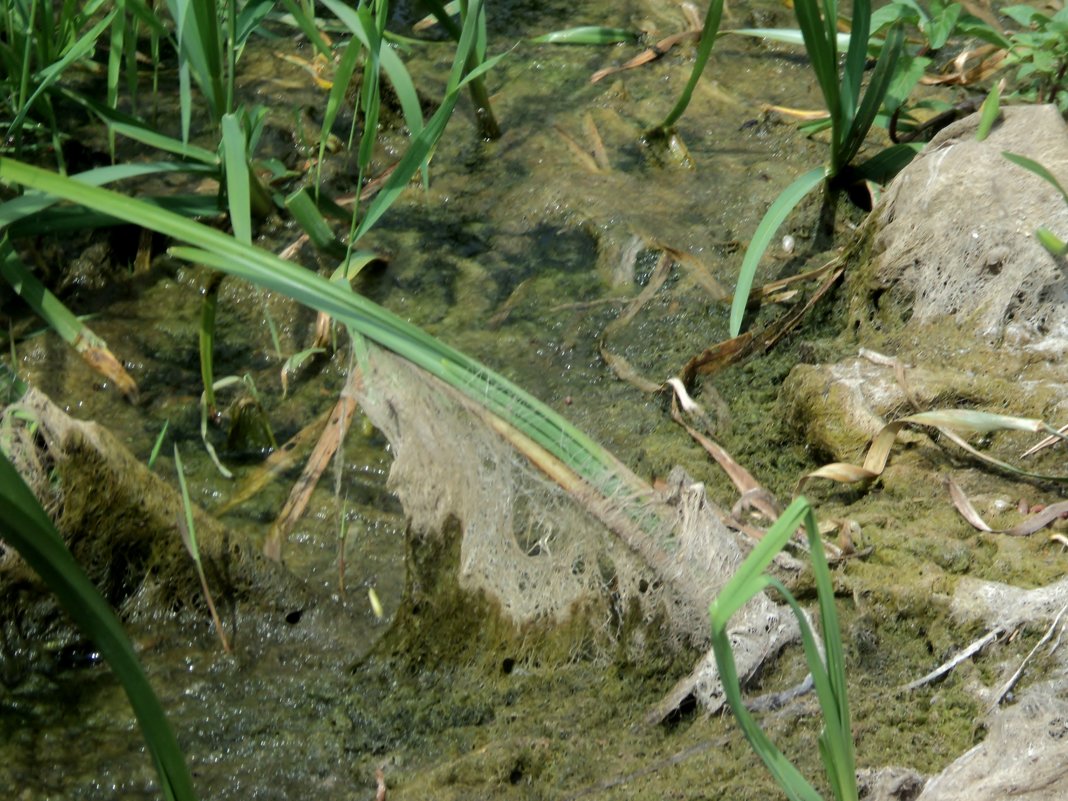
[849,104,1068,348]
[782,106,1068,460]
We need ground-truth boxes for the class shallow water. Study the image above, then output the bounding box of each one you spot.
[2,1,1062,799]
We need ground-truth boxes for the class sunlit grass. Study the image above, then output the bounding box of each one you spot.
[710,496,856,801]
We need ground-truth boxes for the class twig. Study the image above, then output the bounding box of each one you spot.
[988,601,1068,712]
[902,628,1002,691]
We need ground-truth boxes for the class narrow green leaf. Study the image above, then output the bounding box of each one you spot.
[221,113,251,244]
[285,187,346,257]
[730,167,826,337]
[655,0,726,130]
[316,36,361,191]
[148,420,170,469]
[0,237,101,347]
[839,21,903,171]
[530,26,640,45]
[320,0,424,138]
[726,27,852,49]
[974,83,1001,142]
[6,11,117,140]
[0,158,624,496]
[0,452,197,800]
[1037,227,1068,257]
[1003,151,1068,206]
[793,0,840,135]
[172,445,200,563]
[109,120,219,164]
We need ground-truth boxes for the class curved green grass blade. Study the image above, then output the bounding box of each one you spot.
[656,0,726,131]
[0,158,623,494]
[0,451,197,801]
[710,496,856,801]
[6,10,117,140]
[1003,151,1068,205]
[974,83,1001,142]
[1036,228,1068,257]
[320,0,424,139]
[730,167,825,336]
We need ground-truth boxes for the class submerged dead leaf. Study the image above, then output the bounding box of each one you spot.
[599,345,663,394]
[264,370,362,561]
[590,29,701,83]
[216,407,331,516]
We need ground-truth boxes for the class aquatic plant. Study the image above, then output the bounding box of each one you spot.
[0,448,197,801]
[0,154,628,505]
[710,495,856,801]
[0,0,123,165]
[174,444,232,652]
[1000,4,1068,111]
[650,0,908,336]
[727,0,907,337]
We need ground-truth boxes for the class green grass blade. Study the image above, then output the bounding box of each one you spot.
[5,195,222,236]
[710,496,857,801]
[655,0,726,130]
[235,0,275,48]
[220,112,251,244]
[276,0,332,57]
[109,119,220,164]
[350,1,498,243]
[1036,228,1068,257]
[316,36,361,192]
[974,83,1001,142]
[164,0,224,119]
[6,10,116,141]
[726,28,852,49]
[0,237,103,348]
[838,21,903,171]
[529,26,640,44]
[0,161,213,224]
[285,187,346,257]
[730,167,825,336]
[0,451,197,801]
[1003,151,1068,206]
[148,420,170,468]
[172,445,201,563]
[852,141,920,184]
[106,0,126,158]
[320,0,424,139]
[0,158,623,494]
[792,0,839,133]
[840,0,871,124]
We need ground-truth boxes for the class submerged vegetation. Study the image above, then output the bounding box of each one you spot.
[1,0,1067,798]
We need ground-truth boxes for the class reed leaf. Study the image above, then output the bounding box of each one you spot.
[730,167,825,336]
[530,26,640,45]
[0,157,623,495]
[655,0,726,130]
[0,450,197,801]
[220,113,251,244]
[710,496,856,801]
[319,0,425,140]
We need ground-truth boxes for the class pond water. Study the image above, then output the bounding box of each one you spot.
[3,1,1064,799]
